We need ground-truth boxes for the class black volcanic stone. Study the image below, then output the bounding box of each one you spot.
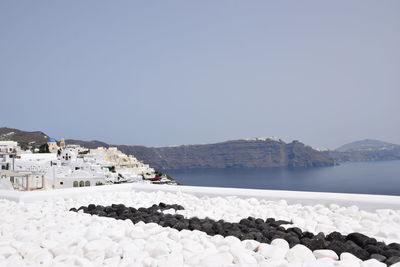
[326,231,346,243]
[370,254,387,262]
[284,234,300,247]
[308,237,328,251]
[386,256,400,265]
[70,203,400,265]
[327,240,349,255]
[348,247,370,261]
[365,244,384,255]
[389,243,400,251]
[383,249,400,258]
[302,231,315,239]
[347,232,376,247]
[286,227,302,238]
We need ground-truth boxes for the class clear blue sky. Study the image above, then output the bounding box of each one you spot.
[1,1,399,149]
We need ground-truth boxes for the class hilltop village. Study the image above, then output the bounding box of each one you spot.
[0,138,176,191]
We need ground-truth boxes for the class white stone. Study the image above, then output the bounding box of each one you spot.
[340,252,363,263]
[231,247,257,265]
[0,189,400,266]
[361,259,387,267]
[198,252,233,267]
[0,245,17,257]
[145,241,170,257]
[285,244,316,263]
[84,239,114,252]
[242,239,260,251]
[336,260,362,267]
[259,259,288,267]
[258,243,287,260]
[312,249,339,260]
[270,238,290,252]
[303,258,335,267]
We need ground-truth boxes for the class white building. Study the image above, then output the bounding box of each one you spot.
[0,170,45,191]
[0,141,19,171]
[2,141,159,190]
[53,170,106,189]
[90,147,156,178]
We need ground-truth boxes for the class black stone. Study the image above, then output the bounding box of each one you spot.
[365,244,384,255]
[326,231,346,243]
[388,243,400,251]
[386,256,400,266]
[383,249,400,258]
[327,240,349,255]
[348,247,370,261]
[347,232,376,248]
[309,238,328,251]
[302,231,315,239]
[370,254,387,262]
[286,227,303,238]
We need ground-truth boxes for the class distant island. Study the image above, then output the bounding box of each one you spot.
[324,139,400,163]
[1,127,400,170]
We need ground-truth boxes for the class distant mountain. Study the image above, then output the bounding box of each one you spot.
[336,139,397,152]
[65,139,110,149]
[0,127,49,149]
[324,139,400,162]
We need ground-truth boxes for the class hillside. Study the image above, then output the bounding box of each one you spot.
[325,139,400,162]
[336,139,397,152]
[0,127,49,149]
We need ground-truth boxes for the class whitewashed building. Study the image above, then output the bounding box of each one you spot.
[0,141,19,171]
[53,170,106,189]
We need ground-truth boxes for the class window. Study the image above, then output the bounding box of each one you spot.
[73,181,78,187]
[85,181,90,187]
[79,181,84,187]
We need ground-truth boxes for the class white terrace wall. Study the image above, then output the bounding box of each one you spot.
[0,183,399,211]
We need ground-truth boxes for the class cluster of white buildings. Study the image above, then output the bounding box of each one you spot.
[0,139,174,191]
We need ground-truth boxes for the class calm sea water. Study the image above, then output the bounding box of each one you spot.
[165,160,400,196]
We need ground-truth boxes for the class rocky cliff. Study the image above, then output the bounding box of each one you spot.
[115,139,335,170]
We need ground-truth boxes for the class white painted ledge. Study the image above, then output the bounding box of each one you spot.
[1,183,399,211]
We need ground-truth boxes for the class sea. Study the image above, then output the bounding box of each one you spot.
[165,160,400,196]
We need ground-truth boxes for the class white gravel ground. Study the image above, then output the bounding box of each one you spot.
[0,190,399,267]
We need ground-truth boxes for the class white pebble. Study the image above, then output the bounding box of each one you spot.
[312,249,339,260]
[340,252,363,263]
[361,259,387,267]
[286,244,316,263]
[258,243,287,260]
